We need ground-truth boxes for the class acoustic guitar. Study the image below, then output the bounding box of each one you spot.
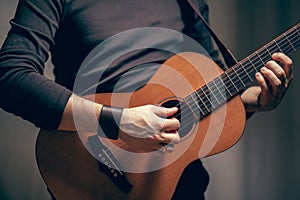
[36,23,299,199]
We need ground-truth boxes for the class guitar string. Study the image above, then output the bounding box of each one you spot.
[213,31,298,101]
[156,24,300,129]
[182,29,299,115]
[166,26,299,134]
[220,26,299,93]
[224,24,299,86]
[232,24,299,87]
[229,33,299,97]
[199,28,300,107]
[172,39,299,137]
[203,31,299,112]
[171,27,299,124]
[228,27,300,90]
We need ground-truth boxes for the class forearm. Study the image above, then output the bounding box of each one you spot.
[58,94,103,132]
[58,95,181,153]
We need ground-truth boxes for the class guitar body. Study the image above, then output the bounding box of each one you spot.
[36,52,246,199]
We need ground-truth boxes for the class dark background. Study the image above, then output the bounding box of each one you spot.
[0,0,299,199]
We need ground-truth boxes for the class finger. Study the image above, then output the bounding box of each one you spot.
[152,106,180,131]
[151,131,180,144]
[159,144,174,153]
[255,72,270,94]
[152,106,178,118]
[161,117,180,131]
[160,131,180,144]
[271,52,293,85]
[265,60,286,84]
[260,67,283,94]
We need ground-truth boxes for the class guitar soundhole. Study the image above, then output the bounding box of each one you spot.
[161,99,196,138]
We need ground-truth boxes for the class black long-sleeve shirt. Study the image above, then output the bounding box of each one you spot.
[0,0,223,129]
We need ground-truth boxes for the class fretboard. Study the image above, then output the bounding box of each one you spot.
[185,23,300,119]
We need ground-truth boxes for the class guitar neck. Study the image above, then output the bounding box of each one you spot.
[226,23,300,95]
[185,23,300,119]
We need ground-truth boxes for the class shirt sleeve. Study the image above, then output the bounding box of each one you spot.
[0,0,72,129]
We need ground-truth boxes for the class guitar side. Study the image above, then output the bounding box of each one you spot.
[36,52,246,200]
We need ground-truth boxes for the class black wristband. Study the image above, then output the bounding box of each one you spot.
[98,106,123,140]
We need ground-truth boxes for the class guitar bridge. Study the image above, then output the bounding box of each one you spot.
[87,135,133,193]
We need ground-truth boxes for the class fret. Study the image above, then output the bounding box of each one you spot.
[239,61,253,82]
[240,59,254,79]
[211,78,227,101]
[283,30,297,51]
[209,80,228,105]
[195,90,210,112]
[220,73,233,97]
[294,26,300,37]
[280,39,293,54]
[206,82,221,105]
[247,56,259,73]
[233,63,247,85]
[186,94,203,118]
[227,69,244,91]
[224,71,239,94]
[185,94,200,115]
[189,93,205,116]
[255,51,266,66]
[260,47,272,66]
[264,45,273,57]
[296,36,300,49]
[274,39,283,52]
[294,26,300,49]
[232,66,246,87]
[200,87,215,109]
[283,33,296,51]
[183,23,299,121]
[273,25,299,55]
[265,43,278,55]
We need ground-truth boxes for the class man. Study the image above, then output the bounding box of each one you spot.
[0,0,293,199]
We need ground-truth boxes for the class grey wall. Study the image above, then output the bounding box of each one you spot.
[0,0,299,200]
[206,1,300,200]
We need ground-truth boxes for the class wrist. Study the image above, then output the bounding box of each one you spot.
[98,105,123,140]
[241,86,261,113]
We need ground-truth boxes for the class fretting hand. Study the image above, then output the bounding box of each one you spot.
[242,52,293,112]
[256,52,293,110]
